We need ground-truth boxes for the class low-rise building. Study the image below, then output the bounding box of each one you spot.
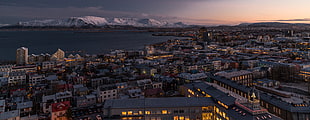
[215,70,253,86]
[0,110,20,120]
[17,101,33,117]
[75,94,96,108]
[28,74,45,86]
[8,71,26,86]
[97,86,118,103]
[209,74,310,120]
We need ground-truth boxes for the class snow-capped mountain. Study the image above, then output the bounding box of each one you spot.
[16,16,187,27]
[0,24,10,27]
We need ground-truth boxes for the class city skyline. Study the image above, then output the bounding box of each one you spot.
[1,0,310,25]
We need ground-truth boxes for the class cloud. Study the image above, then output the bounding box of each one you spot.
[276,18,310,21]
[0,5,196,24]
[258,18,310,22]
[0,6,141,19]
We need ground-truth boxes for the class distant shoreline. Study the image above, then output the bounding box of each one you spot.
[0,26,198,32]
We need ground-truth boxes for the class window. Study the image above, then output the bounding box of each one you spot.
[162,110,168,114]
[145,111,151,115]
[139,111,143,115]
[179,110,184,113]
[185,117,189,120]
[128,111,133,115]
[122,112,127,115]
[216,108,219,113]
[174,110,178,114]
[179,116,184,120]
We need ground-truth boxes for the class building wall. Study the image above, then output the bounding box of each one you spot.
[0,65,13,72]
[16,47,28,65]
[97,89,117,103]
[211,77,310,120]
[51,110,68,120]
[76,97,96,108]
[8,72,26,86]
[28,74,45,85]
[104,106,218,120]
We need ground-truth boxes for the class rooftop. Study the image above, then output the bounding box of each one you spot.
[0,110,19,119]
[216,70,252,79]
[209,74,310,113]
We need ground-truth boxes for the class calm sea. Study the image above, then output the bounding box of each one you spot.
[0,31,183,61]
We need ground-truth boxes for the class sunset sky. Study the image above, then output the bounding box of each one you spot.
[1,0,310,25]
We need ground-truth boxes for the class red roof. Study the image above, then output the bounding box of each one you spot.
[52,101,70,112]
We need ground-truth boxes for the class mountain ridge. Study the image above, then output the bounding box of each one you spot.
[14,16,187,28]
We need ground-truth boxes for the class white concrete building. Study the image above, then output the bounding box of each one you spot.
[97,87,118,103]
[16,47,28,65]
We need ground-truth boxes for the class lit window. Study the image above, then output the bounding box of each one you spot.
[174,116,179,120]
[179,116,185,120]
[122,112,127,115]
[128,111,133,115]
[139,111,143,115]
[162,110,168,114]
[145,111,151,115]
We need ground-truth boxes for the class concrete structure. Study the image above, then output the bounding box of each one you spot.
[51,49,65,61]
[42,91,72,113]
[215,70,253,86]
[28,74,45,86]
[0,110,20,120]
[0,64,13,72]
[17,101,33,117]
[104,95,281,120]
[209,74,310,120]
[16,47,28,65]
[104,97,217,120]
[75,94,96,108]
[8,71,26,86]
[0,100,5,113]
[97,86,118,103]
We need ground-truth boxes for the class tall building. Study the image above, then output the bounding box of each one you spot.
[16,47,28,65]
[51,49,65,61]
[285,30,294,37]
[198,27,213,44]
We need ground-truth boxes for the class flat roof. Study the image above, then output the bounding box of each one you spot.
[183,82,236,106]
[17,101,33,109]
[216,70,252,78]
[0,110,19,119]
[209,74,310,113]
[226,105,282,120]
